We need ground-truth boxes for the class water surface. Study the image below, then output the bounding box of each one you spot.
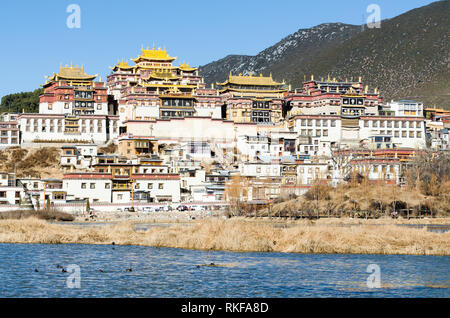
[0,244,448,298]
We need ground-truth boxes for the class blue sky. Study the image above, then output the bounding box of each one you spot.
[0,0,437,98]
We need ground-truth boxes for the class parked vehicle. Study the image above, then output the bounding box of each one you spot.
[177,205,188,211]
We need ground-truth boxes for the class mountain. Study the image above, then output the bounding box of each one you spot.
[200,22,362,85]
[199,1,450,108]
[0,88,43,114]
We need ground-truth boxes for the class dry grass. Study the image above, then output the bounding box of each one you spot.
[0,147,61,178]
[267,183,449,217]
[0,210,74,222]
[0,218,448,255]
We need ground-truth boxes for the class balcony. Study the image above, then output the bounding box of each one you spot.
[112,183,132,190]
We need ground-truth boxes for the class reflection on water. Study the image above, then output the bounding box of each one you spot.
[0,243,448,298]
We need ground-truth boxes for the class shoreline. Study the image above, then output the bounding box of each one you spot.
[0,217,449,256]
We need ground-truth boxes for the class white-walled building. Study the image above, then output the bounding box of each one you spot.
[387,100,424,117]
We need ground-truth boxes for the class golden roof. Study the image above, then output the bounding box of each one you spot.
[131,46,176,62]
[144,71,181,81]
[112,60,134,69]
[217,72,285,87]
[160,86,194,99]
[179,62,197,72]
[342,87,364,97]
[48,64,97,81]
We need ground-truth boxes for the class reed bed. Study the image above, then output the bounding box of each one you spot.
[0,218,448,255]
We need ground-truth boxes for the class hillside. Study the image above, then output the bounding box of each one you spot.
[0,88,43,114]
[200,23,362,85]
[199,1,450,108]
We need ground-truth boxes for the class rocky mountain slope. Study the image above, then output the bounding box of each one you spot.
[200,1,450,108]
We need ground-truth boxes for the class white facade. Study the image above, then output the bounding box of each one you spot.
[296,163,329,185]
[240,162,281,177]
[236,135,270,161]
[39,100,109,116]
[64,177,112,203]
[291,115,427,149]
[388,100,423,117]
[18,115,120,145]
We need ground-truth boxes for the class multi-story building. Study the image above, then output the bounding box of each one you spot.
[387,100,423,117]
[0,119,20,148]
[108,47,222,123]
[19,64,119,145]
[217,72,287,125]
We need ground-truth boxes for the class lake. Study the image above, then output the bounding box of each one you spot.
[0,243,448,297]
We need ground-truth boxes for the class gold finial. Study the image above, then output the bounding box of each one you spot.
[359,76,362,82]
[365,85,368,93]
[239,73,242,76]
[311,74,314,81]
[327,74,331,82]
[260,73,263,77]
[270,72,273,78]
[249,71,253,76]
[350,77,353,82]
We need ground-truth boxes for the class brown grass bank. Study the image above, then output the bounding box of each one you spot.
[0,218,448,255]
[0,210,74,222]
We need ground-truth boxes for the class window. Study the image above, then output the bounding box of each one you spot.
[158,183,164,189]
[323,130,328,136]
[81,183,86,189]
[90,183,95,189]
[105,183,110,189]
[148,183,153,189]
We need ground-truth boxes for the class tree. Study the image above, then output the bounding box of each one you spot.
[224,174,245,216]
[407,151,450,196]
[0,88,43,113]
